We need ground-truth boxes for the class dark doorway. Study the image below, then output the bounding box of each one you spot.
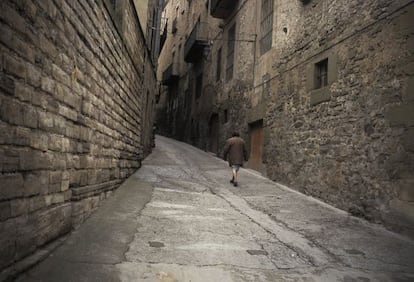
[249,120,264,172]
[209,114,219,155]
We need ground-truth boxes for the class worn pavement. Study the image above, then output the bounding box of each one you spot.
[16,135,414,281]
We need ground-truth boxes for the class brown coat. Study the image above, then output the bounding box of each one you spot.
[223,136,248,166]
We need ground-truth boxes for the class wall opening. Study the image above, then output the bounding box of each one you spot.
[248,119,264,172]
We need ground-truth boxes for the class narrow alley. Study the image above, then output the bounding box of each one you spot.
[16,136,414,282]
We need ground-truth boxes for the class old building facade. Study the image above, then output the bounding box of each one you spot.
[157,0,414,237]
[0,0,158,273]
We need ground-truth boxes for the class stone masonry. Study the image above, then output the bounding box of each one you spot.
[263,0,414,237]
[0,0,157,272]
[157,0,414,237]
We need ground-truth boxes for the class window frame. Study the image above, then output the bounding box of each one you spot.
[260,0,274,55]
[226,23,236,81]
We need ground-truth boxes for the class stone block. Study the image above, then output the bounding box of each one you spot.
[58,104,78,121]
[29,196,46,212]
[0,22,12,48]
[1,148,20,172]
[35,204,72,247]
[69,170,81,186]
[63,190,72,202]
[0,201,11,221]
[62,138,70,153]
[23,105,38,128]
[15,82,33,102]
[397,6,414,36]
[0,219,16,269]
[389,199,414,226]
[50,193,65,205]
[38,110,54,131]
[30,131,49,151]
[11,35,35,63]
[38,34,58,59]
[399,178,414,202]
[52,64,70,87]
[4,53,26,79]
[41,76,56,95]
[24,0,38,22]
[65,125,80,139]
[0,173,24,200]
[26,63,42,88]
[20,149,53,170]
[24,171,49,196]
[14,214,37,259]
[53,116,67,135]
[403,76,414,102]
[10,198,28,217]
[402,128,414,152]
[0,73,15,95]
[385,103,414,127]
[48,134,63,151]
[61,179,70,191]
[0,98,24,126]
[310,87,330,106]
[0,2,26,34]
[53,154,67,170]
[79,170,88,186]
[50,170,62,184]
[48,183,61,193]
[81,101,93,116]
[64,93,82,111]
[87,170,97,185]
[13,127,31,146]
[79,155,95,168]
[31,90,49,110]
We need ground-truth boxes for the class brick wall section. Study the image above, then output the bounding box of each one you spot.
[0,0,156,270]
[264,0,414,236]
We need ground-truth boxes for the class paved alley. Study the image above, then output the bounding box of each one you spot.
[16,136,414,282]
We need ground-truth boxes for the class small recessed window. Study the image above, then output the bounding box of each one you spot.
[315,58,328,89]
[223,109,228,123]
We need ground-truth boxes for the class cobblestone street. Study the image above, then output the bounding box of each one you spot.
[16,136,414,282]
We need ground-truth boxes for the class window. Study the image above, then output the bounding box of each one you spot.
[315,58,328,89]
[262,73,270,96]
[307,53,337,106]
[223,109,228,123]
[260,0,273,55]
[226,24,236,81]
[216,48,222,82]
[195,74,203,99]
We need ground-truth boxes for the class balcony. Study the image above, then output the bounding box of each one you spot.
[184,22,209,63]
[210,0,238,19]
[162,63,179,86]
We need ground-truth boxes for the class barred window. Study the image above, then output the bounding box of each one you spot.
[216,48,222,82]
[260,0,273,55]
[315,58,328,89]
[226,24,236,81]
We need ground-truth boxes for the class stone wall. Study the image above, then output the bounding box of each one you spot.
[264,0,414,236]
[157,0,413,237]
[0,0,156,271]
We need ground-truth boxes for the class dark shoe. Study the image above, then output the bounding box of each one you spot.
[233,182,238,187]
[230,179,234,184]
